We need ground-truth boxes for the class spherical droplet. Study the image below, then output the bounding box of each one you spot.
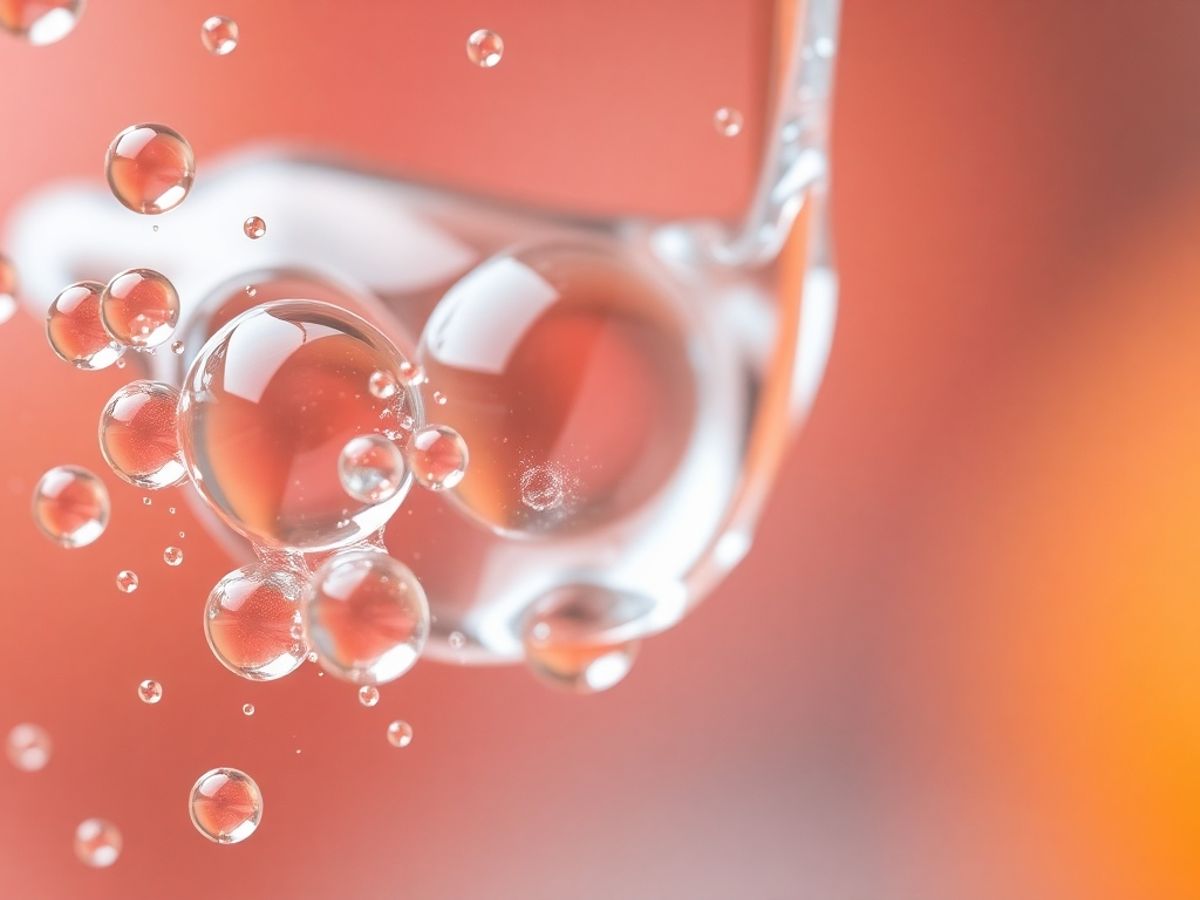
[466,28,503,67]
[74,818,122,868]
[0,253,18,326]
[200,15,238,55]
[170,340,185,355]
[367,369,397,400]
[137,679,162,704]
[243,216,266,240]
[105,124,195,215]
[116,570,139,593]
[163,545,184,566]
[205,564,307,681]
[338,434,408,505]
[386,720,413,748]
[242,703,255,716]
[302,550,429,685]
[98,380,186,489]
[357,685,379,707]
[406,425,468,492]
[32,465,109,548]
[7,723,51,772]
[100,268,179,348]
[0,0,83,46]
[189,768,262,844]
[177,300,422,550]
[713,106,744,137]
[520,464,566,512]
[46,281,122,370]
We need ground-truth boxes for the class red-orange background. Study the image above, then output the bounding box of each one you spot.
[3,2,1200,898]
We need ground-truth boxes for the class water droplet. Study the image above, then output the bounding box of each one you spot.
[32,466,109,548]
[357,685,379,707]
[142,496,152,506]
[0,0,83,46]
[519,464,565,512]
[398,360,424,385]
[386,720,413,748]
[99,268,179,349]
[170,340,185,355]
[74,818,121,868]
[0,253,18,326]
[189,768,262,844]
[46,281,122,370]
[204,564,308,681]
[105,124,195,215]
[244,285,257,297]
[98,380,187,489]
[337,434,407,505]
[137,679,162,704]
[302,550,429,685]
[168,506,176,514]
[367,369,397,400]
[406,425,468,492]
[243,216,266,239]
[466,28,503,67]
[116,570,139,594]
[200,15,238,55]
[448,631,465,650]
[242,703,254,716]
[163,545,184,566]
[7,723,51,772]
[713,106,744,137]
[432,390,447,406]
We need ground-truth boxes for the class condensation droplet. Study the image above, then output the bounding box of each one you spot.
[466,28,503,67]
[338,434,408,505]
[242,703,255,716]
[100,268,179,348]
[0,0,83,46]
[116,570,139,594]
[7,723,51,772]
[105,124,195,215]
[200,15,238,55]
[367,369,397,400]
[99,380,187,489]
[0,253,18,326]
[33,466,109,548]
[713,106,744,137]
[243,216,266,239]
[137,679,163,704]
[357,685,379,708]
[189,768,262,844]
[205,565,308,681]
[74,818,122,868]
[406,425,468,491]
[386,720,413,748]
[164,545,184,566]
[46,281,122,370]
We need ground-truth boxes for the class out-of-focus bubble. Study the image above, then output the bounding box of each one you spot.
[713,106,744,137]
[189,767,262,844]
[116,569,139,593]
[163,545,184,566]
[204,564,307,681]
[242,703,254,716]
[243,216,266,239]
[137,679,162,704]
[357,685,379,707]
[7,723,51,772]
[46,282,122,370]
[200,15,238,55]
[386,720,413,748]
[105,124,195,215]
[32,465,109,548]
[0,0,83,46]
[98,380,186,489]
[0,253,17,325]
[466,28,503,67]
[74,818,122,868]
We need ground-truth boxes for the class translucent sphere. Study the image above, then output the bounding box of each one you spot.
[419,242,696,536]
[116,570,139,593]
[32,465,109,548]
[46,281,122,370]
[74,818,122,868]
[98,380,186,489]
[200,15,238,55]
[406,425,468,492]
[137,679,162,704]
[357,685,379,707]
[0,0,83,46]
[338,434,408,504]
[386,720,413,748]
[713,106,744,137]
[243,216,266,239]
[100,268,179,348]
[302,550,429,685]
[177,301,421,551]
[204,564,307,681]
[466,28,503,67]
[367,369,397,400]
[242,703,254,716]
[163,545,183,566]
[0,253,17,326]
[105,124,195,215]
[189,768,262,844]
[7,723,51,771]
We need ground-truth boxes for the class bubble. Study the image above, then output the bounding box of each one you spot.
[105,123,195,215]
[177,301,421,551]
[713,106,744,137]
[32,465,109,548]
[7,723,51,771]
[163,545,184,566]
[137,679,163,704]
[242,703,254,716]
[0,253,17,326]
[386,720,413,748]
[398,360,423,385]
[448,631,465,650]
[466,28,503,67]
[142,496,152,506]
[357,685,379,707]
[406,425,468,492]
[74,818,122,868]
[302,550,429,685]
[116,570,138,593]
[204,564,307,681]
[170,340,185,355]
[243,216,266,239]
[189,768,262,844]
[99,268,179,348]
[367,369,397,400]
[200,15,238,55]
[46,281,122,370]
[520,464,565,512]
[338,434,408,505]
[0,0,83,46]
[98,380,187,489]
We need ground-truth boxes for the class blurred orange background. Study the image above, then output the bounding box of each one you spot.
[3,2,1200,898]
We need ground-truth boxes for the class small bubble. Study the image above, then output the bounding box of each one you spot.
[448,631,465,650]
[137,679,163,704]
[338,434,407,505]
[398,359,424,385]
[243,216,266,240]
[114,357,127,369]
[0,254,18,326]
[99,381,187,489]
[143,496,152,506]
[189,768,262,844]
[200,15,238,55]
[466,28,503,67]
[100,268,179,349]
[432,390,447,406]
[46,281,122,370]
[7,723,51,772]
[0,0,83,46]
[116,570,139,594]
[242,703,255,716]
[171,340,185,355]
[406,425,468,491]
[244,285,257,297]
[74,818,122,868]
[386,720,413,748]
[357,685,379,708]
[105,124,195,215]
[168,506,176,514]
[713,106,744,138]
[163,546,184,566]
[307,651,318,664]
[367,369,397,400]
[33,466,109,548]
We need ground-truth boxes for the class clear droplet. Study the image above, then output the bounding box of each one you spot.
[242,703,254,716]
[367,369,397,400]
[98,380,187,489]
[7,723,51,772]
[302,550,430,685]
[46,281,122,370]
[164,545,184,566]
[116,570,139,593]
[466,28,503,67]
[74,818,122,868]
[338,434,408,505]
[406,425,468,492]
[398,360,424,385]
[386,720,413,748]
[137,679,163,704]
[357,685,379,707]
[99,268,179,349]
[32,466,109,548]
[189,768,262,844]
[0,253,18,326]
[243,216,266,239]
[0,0,83,46]
[204,564,308,681]
[520,464,565,512]
[200,15,238,55]
[105,124,195,215]
[713,106,744,137]
[170,340,185,355]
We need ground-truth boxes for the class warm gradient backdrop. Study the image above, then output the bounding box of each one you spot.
[3,2,1200,898]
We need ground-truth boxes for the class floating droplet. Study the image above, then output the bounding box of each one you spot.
[357,685,379,707]
[46,281,122,370]
[338,434,407,505]
[406,425,468,492]
[99,268,179,349]
[137,679,163,704]
[116,570,139,593]
[713,106,744,137]
[242,703,254,716]
[170,340,185,355]
[302,550,430,685]
[189,768,262,844]
[200,15,238,55]
[367,369,397,400]
[386,720,413,748]
[32,466,109,548]
[0,253,17,326]
[98,380,187,489]
[74,818,122,868]
[466,28,503,67]
[432,390,447,406]
[0,0,83,46]
[7,723,51,772]
[243,216,266,239]
[142,496,152,506]
[163,545,184,566]
[204,564,307,681]
[520,464,565,512]
[105,124,195,215]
